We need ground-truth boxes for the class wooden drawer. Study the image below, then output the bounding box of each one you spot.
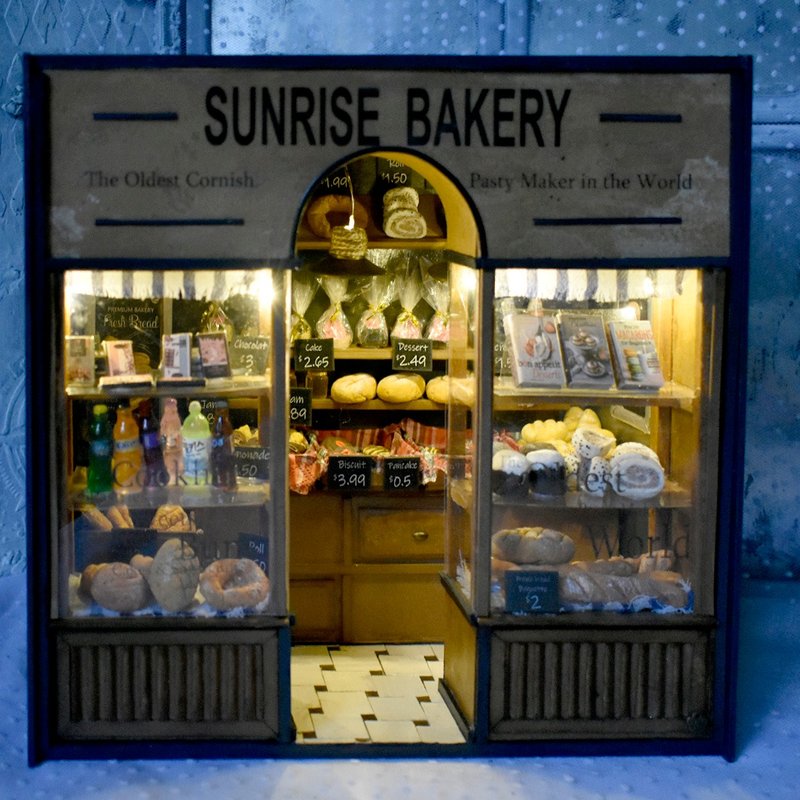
[345,572,447,642]
[289,494,344,568]
[353,500,445,563]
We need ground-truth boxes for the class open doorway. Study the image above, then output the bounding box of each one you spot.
[287,151,479,744]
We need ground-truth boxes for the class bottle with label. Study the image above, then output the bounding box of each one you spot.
[159,397,183,485]
[182,400,211,487]
[210,399,237,492]
[112,402,143,494]
[87,404,113,496]
[138,398,168,489]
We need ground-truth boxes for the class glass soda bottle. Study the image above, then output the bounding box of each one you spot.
[210,399,237,492]
[159,397,183,485]
[182,400,211,487]
[87,404,113,496]
[138,398,168,489]
[112,402,143,494]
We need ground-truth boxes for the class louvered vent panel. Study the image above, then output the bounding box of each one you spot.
[489,627,713,740]
[57,629,280,740]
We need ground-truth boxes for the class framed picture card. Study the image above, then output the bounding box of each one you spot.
[103,339,136,376]
[65,335,95,386]
[160,333,192,378]
[197,331,232,379]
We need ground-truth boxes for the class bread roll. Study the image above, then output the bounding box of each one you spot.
[377,372,425,403]
[330,373,378,404]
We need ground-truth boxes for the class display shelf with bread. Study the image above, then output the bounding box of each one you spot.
[440,261,736,744]
[55,266,288,628]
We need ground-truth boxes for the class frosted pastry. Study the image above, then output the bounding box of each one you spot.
[526,447,566,497]
[585,455,611,496]
[608,445,665,499]
[384,208,427,239]
[491,448,530,496]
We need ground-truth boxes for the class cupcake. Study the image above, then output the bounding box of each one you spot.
[526,447,567,497]
[491,449,530,496]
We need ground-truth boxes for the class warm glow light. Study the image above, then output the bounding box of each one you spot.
[253,269,274,306]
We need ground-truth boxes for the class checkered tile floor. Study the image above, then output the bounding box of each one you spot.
[291,644,465,744]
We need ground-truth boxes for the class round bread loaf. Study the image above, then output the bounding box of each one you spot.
[377,372,425,403]
[330,373,378,404]
[90,562,152,613]
[491,526,575,565]
[425,375,449,404]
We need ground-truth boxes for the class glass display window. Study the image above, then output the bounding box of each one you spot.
[56,267,288,621]
[446,266,724,620]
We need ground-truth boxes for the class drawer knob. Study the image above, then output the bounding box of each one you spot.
[412,530,429,542]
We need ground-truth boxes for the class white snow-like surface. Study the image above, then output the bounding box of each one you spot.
[1,575,798,800]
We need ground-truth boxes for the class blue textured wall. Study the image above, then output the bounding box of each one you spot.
[1,0,798,579]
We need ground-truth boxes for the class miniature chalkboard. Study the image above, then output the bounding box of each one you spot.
[384,457,421,491]
[238,533,268,573]
[392,338,433,372]
[505,570,559,615]
[234,446,270,481]
[289,387,312,427]
[295,338,334,371]
[328,456,373,491]
[231,335,269,376]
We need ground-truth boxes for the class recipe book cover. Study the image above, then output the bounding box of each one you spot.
[503,312,566,388]
[607,319,665,389]
[558,312,615,389]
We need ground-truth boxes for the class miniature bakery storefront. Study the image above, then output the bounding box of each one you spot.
[25,55,750,762]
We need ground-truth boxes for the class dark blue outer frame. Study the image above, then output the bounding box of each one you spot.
[23,53,752,764]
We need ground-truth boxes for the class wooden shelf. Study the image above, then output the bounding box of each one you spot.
[449,478,691,511]
[70,481,270,511]
[492,378,696,411]
[65,376,270,401]
[311,398,444,411]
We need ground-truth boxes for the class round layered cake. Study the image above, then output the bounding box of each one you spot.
[491,448,530,496]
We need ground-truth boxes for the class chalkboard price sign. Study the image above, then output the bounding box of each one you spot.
[328,456,373,491]
[238,533,268,573]
[384,457,421,491]
[295,338,334,371]
[392,338,433,373]
[231,335,269,375]
[289,387,312,427]
[505,570,559,615]
[233,446,270,481]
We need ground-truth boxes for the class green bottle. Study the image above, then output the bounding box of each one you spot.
[87,404,113,495]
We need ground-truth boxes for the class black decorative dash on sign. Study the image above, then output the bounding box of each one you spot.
[93,112,179,121]
[599,113,682,123]
[533,216,682,227]
[95,218,245,227]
